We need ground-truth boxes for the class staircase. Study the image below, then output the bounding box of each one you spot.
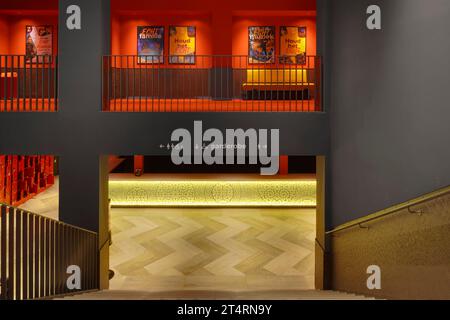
[57,290,375,300]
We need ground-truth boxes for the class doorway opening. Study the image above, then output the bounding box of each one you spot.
[107,155,321,294]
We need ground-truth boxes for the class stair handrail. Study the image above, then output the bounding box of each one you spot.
[0,202,99,300]
[326,185,450,234]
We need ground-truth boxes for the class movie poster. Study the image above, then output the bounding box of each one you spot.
[25,26,52,63]
[248,26,275,64]
[137,26,164,64]
[169,26,196,64]
[280,26,307,64]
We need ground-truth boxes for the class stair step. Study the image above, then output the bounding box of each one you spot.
[57,290,375,300]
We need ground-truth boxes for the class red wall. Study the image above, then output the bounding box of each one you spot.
[0,13,58,57]
[111,0,317,64]
[232,14,316,62]
[111,0,316,12]
[0,16,8,52]
[0,0,57,11]
[0,0,58,55]
[113,12,213,68]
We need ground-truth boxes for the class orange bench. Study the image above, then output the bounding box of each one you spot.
[242,69,314,100]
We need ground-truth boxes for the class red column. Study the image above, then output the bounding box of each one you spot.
[134,155,144,176]
[279,155,289,175]
[212,10,233,56]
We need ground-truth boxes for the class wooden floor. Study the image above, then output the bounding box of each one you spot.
[110,207,316,292]
[106,98,319,112]
[18,177,59,220]
[16,178,319,294]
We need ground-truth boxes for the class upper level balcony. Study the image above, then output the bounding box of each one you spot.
[0,0,321,114]
[0,1,58,112]
[102,54,322,112]
[105,0,320,113]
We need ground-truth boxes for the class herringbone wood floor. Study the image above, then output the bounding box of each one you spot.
[110,207,316,291]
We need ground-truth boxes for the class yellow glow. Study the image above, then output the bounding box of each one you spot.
[169,26,195,63]
[109,180,316,207]
[246,69,309,84]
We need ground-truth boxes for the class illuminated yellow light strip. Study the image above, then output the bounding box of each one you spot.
[109,180,316,207]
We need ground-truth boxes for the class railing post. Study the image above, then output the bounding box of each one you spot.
[7,207,15,300]
[0,205,7,300]
[102,56,110,111]
[315,56,322,112]
[99,53,322,113]
[22,211,29,300]
[15,210,22,300]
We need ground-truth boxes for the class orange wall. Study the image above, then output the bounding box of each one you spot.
[0,14,58,57]
[111,0,316,62]
[0,16,9,53]
[113,13,213,68]
[10,16,58,56]
[232,15,316,63]
[112,11,316,66]
[0,0,57,11]
[111,0,316,12]
[113,14,212,56]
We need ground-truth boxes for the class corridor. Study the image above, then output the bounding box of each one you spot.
[109,207,316,293]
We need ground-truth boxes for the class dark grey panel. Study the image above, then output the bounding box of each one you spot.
[0,113,329,155]
[57,0,111,231]
[97,112,329,156]
[328,0,450,228]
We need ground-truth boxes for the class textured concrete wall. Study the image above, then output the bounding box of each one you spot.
[329,191,450,299]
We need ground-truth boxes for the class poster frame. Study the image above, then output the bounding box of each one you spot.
[279,26,307,65]
[137,25,165,65]
[25,25,53,64]
[248,25,276,65]
[168,25,196,65]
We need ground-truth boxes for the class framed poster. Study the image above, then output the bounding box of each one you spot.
[248,26,275,64]
[26,25,53,63]
[137,26,165,64]
[279,26,307,65]
[169,26,196,64]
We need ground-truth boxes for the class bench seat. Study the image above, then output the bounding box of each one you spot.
[242,82,315,91]
[242,68,314,100]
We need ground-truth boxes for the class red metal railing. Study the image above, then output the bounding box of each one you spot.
[0,203,98,300]
[102,55,322,112]
[0,55,58,112]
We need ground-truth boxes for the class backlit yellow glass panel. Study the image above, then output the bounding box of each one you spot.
[109,180,316,207]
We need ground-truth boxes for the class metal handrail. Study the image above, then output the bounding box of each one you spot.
[102,54,322,112]
[0,202,97,235]
[0,54,58,112]
[0,203,99,300]
[326,186,450,234]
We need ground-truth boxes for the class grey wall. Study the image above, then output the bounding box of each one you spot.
[328,0,450,228]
